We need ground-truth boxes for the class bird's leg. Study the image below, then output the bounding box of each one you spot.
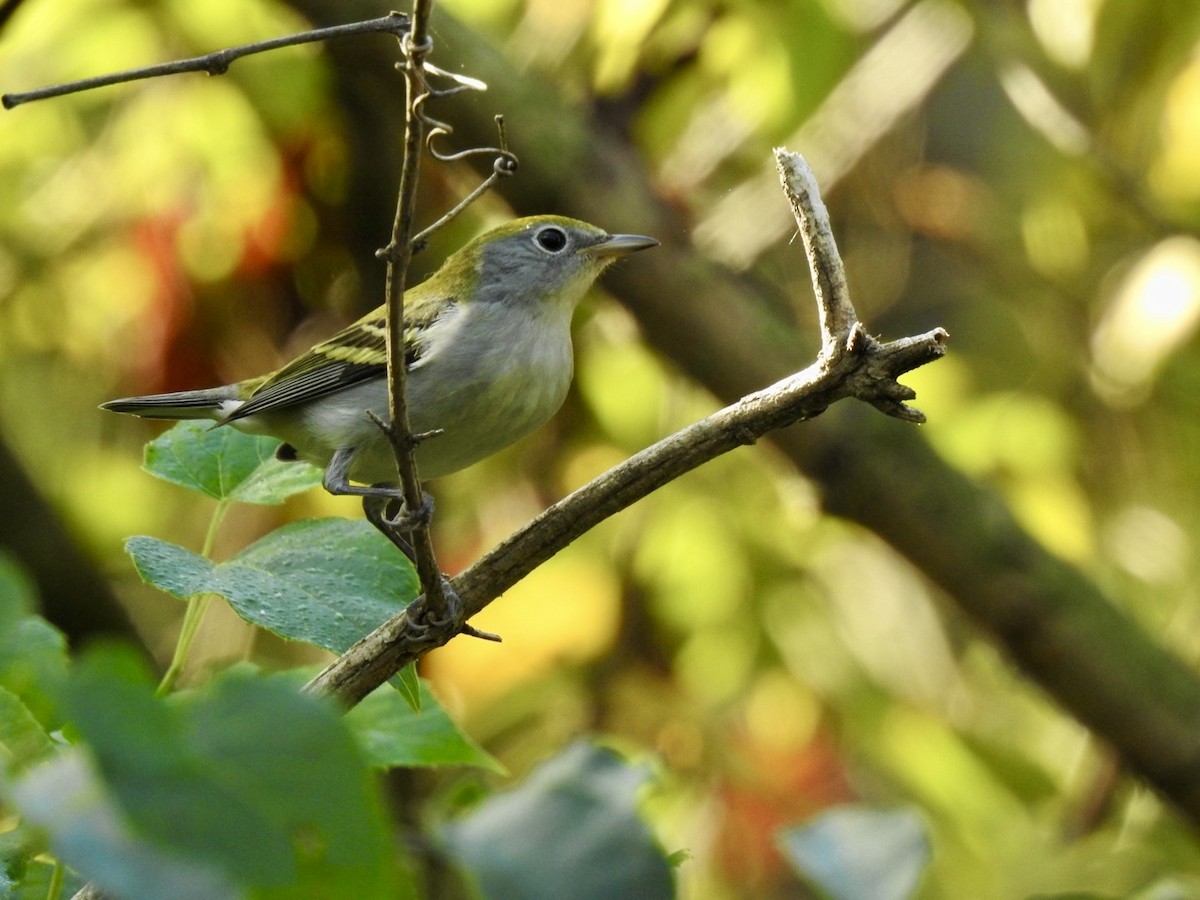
[369,490,434,532]
[324,446,434,522]
[402,571,503,644]
[331,444,498,641]
[323,446,404,500]
[324,446,426,550]
[353,478,500,644]
[360,490,434,558]
[362,495,416,561]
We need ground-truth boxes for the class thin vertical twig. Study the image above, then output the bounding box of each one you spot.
[377,0,457,624]
[773,148,857,356]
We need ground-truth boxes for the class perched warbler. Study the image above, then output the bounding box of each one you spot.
[102,215,658,499]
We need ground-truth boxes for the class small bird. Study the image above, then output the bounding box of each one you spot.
[102,215,658,499]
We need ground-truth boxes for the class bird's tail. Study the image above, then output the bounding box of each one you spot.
[100,386,240,420]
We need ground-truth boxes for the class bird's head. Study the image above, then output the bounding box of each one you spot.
[440,215,659,309]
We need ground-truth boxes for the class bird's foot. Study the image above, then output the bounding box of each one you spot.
[362,492,434,561]
[405,577,502,644]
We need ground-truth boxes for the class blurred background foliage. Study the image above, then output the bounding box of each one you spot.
[2,0,1200,896]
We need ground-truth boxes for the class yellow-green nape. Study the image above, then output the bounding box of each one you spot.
[469,215,605,243]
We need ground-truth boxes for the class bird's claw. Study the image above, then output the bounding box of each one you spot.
[362,493,436,562]
[388,493,435,532]
[362,490,434,530]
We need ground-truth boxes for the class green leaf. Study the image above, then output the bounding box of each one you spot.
[10,748,243,900]
[393,662,422,711]
[0,553,36,619]
[345,681,504,773]
[143,420,322,504]
[123,537,214,598]
[0,828,90,900]
[444,742,674,900]
[7,859,86,899]
[0,618,68,729]
[777,805,930,900]
[0,824,37,891]
[0,554,68,729]
[126,519,418,656]
[38,646,397,897]
[0,686,55,768]
[182,670,394,894]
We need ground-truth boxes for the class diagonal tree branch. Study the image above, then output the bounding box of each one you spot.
[306,147,948,706]
[293,6,1200,823]
[404,8,1200,827]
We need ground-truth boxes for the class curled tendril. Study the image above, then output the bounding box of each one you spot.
[427,120,517,168]
[396,42,520,249]
[412,115,519,248]
[406,61,510,164]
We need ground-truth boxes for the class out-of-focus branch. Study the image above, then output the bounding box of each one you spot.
[0,0,27,35]
[0,437,135,644]
[1,13,410,108]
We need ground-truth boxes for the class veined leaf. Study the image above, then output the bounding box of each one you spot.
[125,519,418,656]
[346,681,504,773]
[23,647,399,897]
[444,742,674,900]
[143,420,322,504]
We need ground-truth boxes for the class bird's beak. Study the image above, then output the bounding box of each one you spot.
[583,233,660,258]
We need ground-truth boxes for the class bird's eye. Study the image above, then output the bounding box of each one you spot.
[534,226,569,253]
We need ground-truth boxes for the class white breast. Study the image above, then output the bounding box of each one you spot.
[231,299,579,485]
[404,299,576,477]
[284,300,577,483]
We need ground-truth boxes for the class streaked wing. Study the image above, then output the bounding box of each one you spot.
[224,360,384,423]
[223,295,453,423]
